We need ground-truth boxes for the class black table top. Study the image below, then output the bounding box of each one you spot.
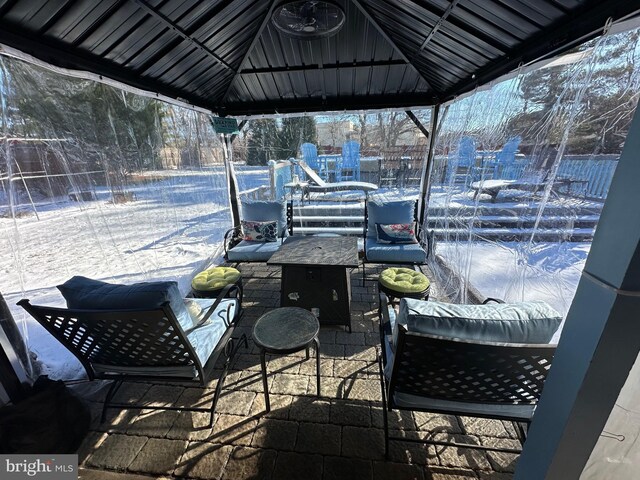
[252,307,319,352]
[267,236,359,267]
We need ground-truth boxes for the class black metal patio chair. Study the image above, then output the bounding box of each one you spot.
[378,294,558,457]
[19,284,246,426]
[224,200,293,263]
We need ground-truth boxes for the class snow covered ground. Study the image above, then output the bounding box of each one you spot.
[1,166,595,379]
[1,168,231,379]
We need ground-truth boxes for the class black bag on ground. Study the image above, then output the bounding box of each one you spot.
[0,376,90,453]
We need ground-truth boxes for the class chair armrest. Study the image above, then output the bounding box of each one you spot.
[482,297,505,304]
[223,225,242,258]
[185,284,242,334]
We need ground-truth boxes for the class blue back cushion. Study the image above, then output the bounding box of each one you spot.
[367,200,415,238]
[242,201,288,238]
[397,298,561,344]
[57,276,193,331]
[457,136,476,167]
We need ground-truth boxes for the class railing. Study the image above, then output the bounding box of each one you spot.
[432,153,618,200]
[556,157,618,199]
[269,159,295,200]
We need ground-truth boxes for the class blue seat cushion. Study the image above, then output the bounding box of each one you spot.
[367,200,415,238]
[186,298,237,368]
[242,201,288,238]
[396,298,562,345]
[227,239,281,262]
[57,276,193,331]
[365,238,426,263]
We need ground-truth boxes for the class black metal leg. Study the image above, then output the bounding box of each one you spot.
[362,262,366,287]
[210,335,247,428]
[377,354,390,459]
[514,421,528,447]
[314,337,321,397]
[260,350,270,412]
[101,380,123,423]
[306,346,310,360]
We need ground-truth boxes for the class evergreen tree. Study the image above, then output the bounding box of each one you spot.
[506,31,640,154]
[246,119,278,165]
[278,116,317,158]
[5,58,164,195]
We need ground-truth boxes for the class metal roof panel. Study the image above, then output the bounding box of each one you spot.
[0,0,637,115]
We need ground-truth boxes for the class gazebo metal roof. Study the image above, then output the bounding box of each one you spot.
[0,0,639,116]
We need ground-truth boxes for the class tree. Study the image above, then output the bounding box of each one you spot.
[246,119,278,165]
[506,31,640,155]
[4,58,164,197]
[372,110,430,149]
[278,116,317,158]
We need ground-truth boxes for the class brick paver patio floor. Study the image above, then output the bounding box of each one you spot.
[77,263,520,480]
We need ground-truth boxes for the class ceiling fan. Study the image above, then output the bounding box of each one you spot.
[271,1,346,40]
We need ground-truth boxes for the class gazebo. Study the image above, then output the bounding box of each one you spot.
[1,1,640,478]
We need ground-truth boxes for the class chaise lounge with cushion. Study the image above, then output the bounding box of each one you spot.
[297,160,378,199]
[19,276,246,425]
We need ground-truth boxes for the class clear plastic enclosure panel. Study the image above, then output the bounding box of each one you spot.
[426,28,640,329]
[0,56,231,380]
[231,111,432,238]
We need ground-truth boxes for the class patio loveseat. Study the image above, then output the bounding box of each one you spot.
[378,294,560,457]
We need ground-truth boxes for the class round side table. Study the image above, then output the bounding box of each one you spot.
[252,307,320,412]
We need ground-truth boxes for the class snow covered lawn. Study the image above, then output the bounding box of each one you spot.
[436,241,590,342]
[1,168,231,379]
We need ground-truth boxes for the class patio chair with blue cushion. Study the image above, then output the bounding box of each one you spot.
[337,140,360,181]
[363,198,429,282]
[224,200,292,263]
[378,294,560,458]
[18,276,247,425]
